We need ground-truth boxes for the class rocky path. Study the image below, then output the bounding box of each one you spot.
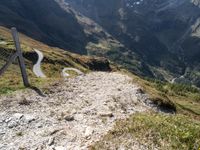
[0,72,151,150]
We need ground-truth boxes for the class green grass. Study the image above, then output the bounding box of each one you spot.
[0,26,113,96]
[91,70,200,149]
[120,69,200,118]
[145,78,200,116]
[91,112,200,150]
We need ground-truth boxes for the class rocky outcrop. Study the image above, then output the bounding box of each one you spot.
[78,56,112,71]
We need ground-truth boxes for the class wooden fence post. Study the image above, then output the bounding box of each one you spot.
[11,27,30,87]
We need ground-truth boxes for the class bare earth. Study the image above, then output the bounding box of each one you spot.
[0,72,152,150]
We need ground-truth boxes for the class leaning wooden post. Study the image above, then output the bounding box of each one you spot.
[11,27,30,87]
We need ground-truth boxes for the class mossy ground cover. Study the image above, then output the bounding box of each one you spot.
[91,112,200,150]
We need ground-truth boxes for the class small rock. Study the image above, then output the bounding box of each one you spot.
[99,112,114,118]
[0,119,4,124]
[0,130,5,135]
[54,146,66,150]
[64,115,74,121]
[5,117,12,123]
[48,137,55,146]
[36,123,43,128]
[85,127,94,138]
[8,121,18,128]
[13,113,24,119]
[136,88,144,94]
[49,129,61,135]
[24,115,35,123]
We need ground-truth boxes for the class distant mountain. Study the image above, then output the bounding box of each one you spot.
[63,0,200,86]
[0,0,88,54]
[0,0,199,87]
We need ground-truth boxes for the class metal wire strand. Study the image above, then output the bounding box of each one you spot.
[0,48,16,70]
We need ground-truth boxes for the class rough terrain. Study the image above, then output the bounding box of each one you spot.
[0,72,152,150]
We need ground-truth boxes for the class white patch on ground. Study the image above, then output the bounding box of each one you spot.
[0,41,7,45]
[0,72,151,150]
[33,49,46,78]
[62,68,84,77]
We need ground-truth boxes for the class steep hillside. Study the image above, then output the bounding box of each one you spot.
[0,26,111,94]
[0,0,88,54]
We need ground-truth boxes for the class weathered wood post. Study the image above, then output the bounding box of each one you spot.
[11,27,30,87]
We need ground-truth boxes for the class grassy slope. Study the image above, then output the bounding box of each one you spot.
[91,70,200,150]
[91,112,200,150]
[0,26,93,95]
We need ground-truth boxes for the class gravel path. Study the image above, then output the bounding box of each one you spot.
[33,49,46,78]
[0,72,151,150]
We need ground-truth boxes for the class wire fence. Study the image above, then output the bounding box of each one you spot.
[0,28,29,88]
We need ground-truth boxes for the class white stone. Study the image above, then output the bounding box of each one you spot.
[8,121,18,128]
[48,137,55,146]
[85,127,94,137]
[54,146,66,150]
[13,113,24,119]
[24,115,35,123]
[99,112,114,117]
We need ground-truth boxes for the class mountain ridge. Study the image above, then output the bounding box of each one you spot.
[0,0,199,86]
[62,0,200,86]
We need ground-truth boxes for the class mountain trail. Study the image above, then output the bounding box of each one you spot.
[0,72,152,150]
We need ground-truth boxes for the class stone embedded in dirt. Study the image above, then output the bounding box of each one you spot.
[18,97,32,105]
[36,122,43,128]
[49,129,62,136]
[0,129,5,135]
[136,88,145,94]
[13,113,23,120]
[24,115,35,123]
[99,112,114,118]
[54,146,66,150]
[85,127,94,138]
[5,118,12,123]
[48,137,55,146]
[64,115,74,121]
[8,121,18,128]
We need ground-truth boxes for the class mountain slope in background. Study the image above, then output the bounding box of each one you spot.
[0,0,88,54]
[63,0,200,86]
[0,0,199,87]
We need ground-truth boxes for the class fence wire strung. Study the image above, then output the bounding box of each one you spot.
[0,43,20,72]
[0,28,29,87]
